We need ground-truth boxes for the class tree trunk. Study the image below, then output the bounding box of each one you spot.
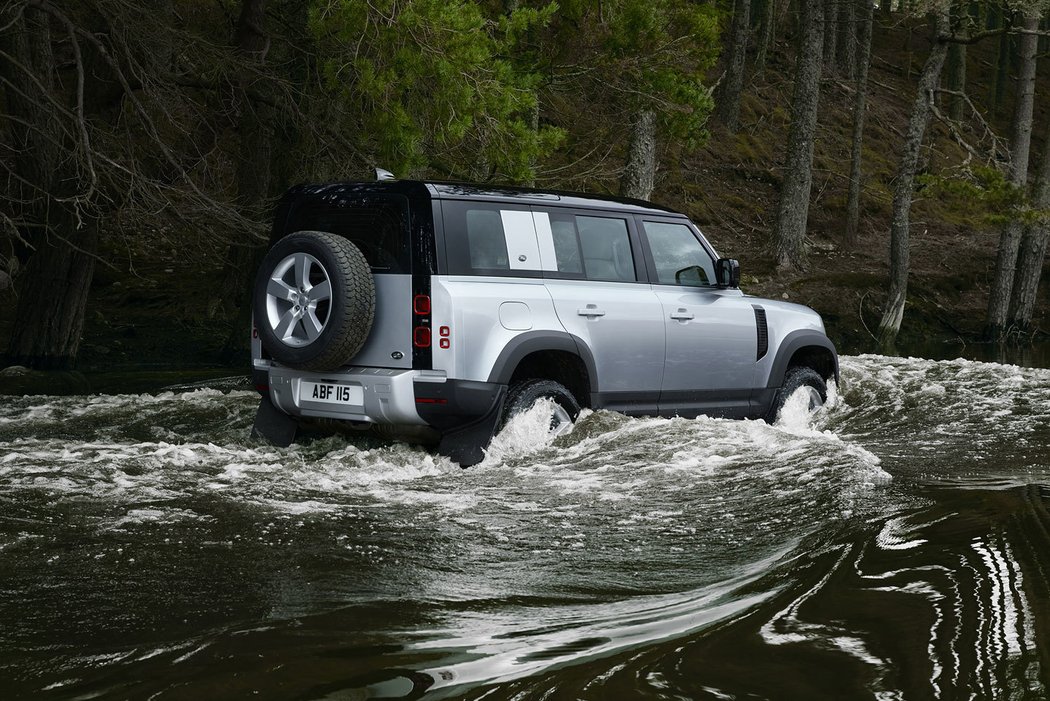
[220,0,274,361]
[985,12,1039,340]
[991,19,1010,116]
[875,6,950,351]
[6,223,100,370]
[773,0,824,271]
[844,0,874,248]
[1,7,99,370]
[620,110,657,201]
[823,0,839,74]
[946,41,966,121]
[755,0,777,72]
[714,0,750,131]
[881,0,892,21]
[838,0,857,80]
[1008,121,1050,332]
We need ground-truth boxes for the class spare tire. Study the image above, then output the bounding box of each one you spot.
[253,230,375,371]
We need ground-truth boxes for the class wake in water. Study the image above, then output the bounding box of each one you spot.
[1,355,1049,698]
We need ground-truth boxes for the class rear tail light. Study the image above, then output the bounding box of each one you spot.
[413,295,431,315]
[413,327,431,348]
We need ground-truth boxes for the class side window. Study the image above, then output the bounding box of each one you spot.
[465,208,508,270]
[641,221,716,287]
[577,216,635,282]
[443,201,542,276]
[532,210,583,275]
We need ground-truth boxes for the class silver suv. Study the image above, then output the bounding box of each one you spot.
[250,179,838,465]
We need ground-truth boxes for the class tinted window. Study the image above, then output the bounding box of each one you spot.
[465,208,508,269]
[577,216,635,282]
[547,213,583,274]
[641,221,715,286]
[443,201,542,276]
[284,197,410,274]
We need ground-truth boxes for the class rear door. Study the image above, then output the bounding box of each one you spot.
[283,194,414,369]
[636,217,758,418]
[535,207,665,414]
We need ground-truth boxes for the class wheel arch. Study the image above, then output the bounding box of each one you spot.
[486,332,595,409]
[766,330,839,389]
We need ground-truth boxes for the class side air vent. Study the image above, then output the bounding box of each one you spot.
[752,305,768,361]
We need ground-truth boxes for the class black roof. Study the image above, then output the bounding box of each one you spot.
[285,179,684,216]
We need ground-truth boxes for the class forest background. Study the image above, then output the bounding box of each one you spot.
[3,0,1050,387]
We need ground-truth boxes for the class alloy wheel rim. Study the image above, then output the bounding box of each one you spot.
[549,403,573,436]
[265,253,333,347]
[804,386,825,412]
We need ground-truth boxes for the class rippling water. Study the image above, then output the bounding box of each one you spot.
[2,355,1049,699]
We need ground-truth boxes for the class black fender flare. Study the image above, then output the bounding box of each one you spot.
[485,331,598,394]
[766,330,839,389]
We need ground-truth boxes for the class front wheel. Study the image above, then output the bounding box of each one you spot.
[764,366,827,423]
[501,379,581,436]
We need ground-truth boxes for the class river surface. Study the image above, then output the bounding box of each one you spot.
[2,354,1049,700]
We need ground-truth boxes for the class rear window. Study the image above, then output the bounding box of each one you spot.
[282,196,410,274]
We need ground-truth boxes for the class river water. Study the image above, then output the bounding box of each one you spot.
[2,354,1049,699]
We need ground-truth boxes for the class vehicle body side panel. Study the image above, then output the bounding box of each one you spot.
[430,276,564,384]
[544,279,665,403]
[752,299,833,389]
[654,286,758,394]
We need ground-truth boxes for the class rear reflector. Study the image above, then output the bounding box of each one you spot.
[415,397,447,405]
[255,384,269,393]
[413,327,431,348]
[413,295,431,315]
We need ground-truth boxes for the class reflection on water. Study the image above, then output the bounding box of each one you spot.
[1,355,1050,698]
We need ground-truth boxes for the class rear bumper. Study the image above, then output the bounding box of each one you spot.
[260,362,504,433]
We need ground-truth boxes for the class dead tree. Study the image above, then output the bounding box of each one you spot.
[876,4,951,350]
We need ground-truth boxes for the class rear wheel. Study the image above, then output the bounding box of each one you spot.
[765,366,827,423]
[501,379,581,436]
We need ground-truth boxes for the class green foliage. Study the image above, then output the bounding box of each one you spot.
[308,0,564,181]
[546,0,721,148]
[918,166,1049,225]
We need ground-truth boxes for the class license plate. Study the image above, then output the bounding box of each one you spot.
[300,381,363,405]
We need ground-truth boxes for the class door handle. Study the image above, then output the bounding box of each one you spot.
[577,306,606,318]
[670,308,694,321]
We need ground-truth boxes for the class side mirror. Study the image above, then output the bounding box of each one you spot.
[716,258,740,288]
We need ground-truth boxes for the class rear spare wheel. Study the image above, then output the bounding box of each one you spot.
[253,230,375,371]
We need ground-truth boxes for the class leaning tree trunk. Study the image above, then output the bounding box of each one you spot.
[773,0,824,271]
[620,110,657,201]
[1,6,100,370]
[844,0,874,248]
[985,12,1039,340]
[714,0,750,132]
[875,6,950,351]
[1009,120,1050,333]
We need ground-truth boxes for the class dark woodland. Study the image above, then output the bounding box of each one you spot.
[3,0,1050,379]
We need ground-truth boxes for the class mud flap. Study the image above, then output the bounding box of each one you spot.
[250,394,298,447]
[435,390,506,468]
